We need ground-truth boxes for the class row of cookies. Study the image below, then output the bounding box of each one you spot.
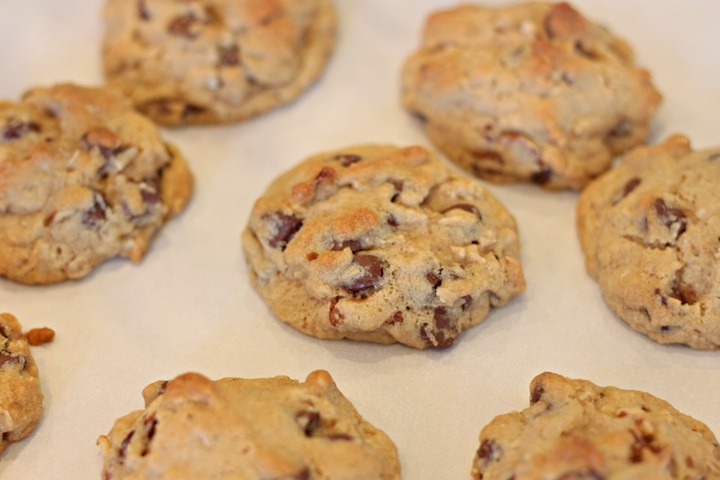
[4,310,719,479]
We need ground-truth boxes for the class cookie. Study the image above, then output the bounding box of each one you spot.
[0,84,193,285]
[577,135,720,350]
[0,313,43,455]
[472,372,720,480]
[401,2,661,190]
[98,370,400,479]
[103,0,336,125]
[242,144,525,349]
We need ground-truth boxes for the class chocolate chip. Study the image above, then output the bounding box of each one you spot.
[82,128,126,166]
[0,350,25,368]
[411,111,427,123]
[2,118,41,141]
[295,410,320,436]
[612,177,641,204]
[332,154,362,167]
[654,199,687,236]
[477,439,502,465]
[140,187,161,205]
[83,192,108,228]
[137,0,151,20]
[326,433,353,441]
[328,297,344,326]
[168,14,201,39]
[557,470,604,480]
[182,103,206,118]
[43,211,56,227]
[218,44,240,66]
[265,212,303,250]
[119,430,135,460]
[426,272,442,289]
[387,215,398,227]
[443,203,482,220]
[386,311,403,325]
[331,239,362,252]
[140,416,158,457]
[670,280,698,305]
[460,295,473,311]
[271,468,311,480]
[389,180,403,202]
[610,120,632,138]
[345,254,384,296]
[531,165,553,185]
[660,325,672,332]
[434,307,452,329]
[530,382,545,404]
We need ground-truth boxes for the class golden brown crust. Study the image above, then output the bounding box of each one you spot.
[401,2,661,190]
[0,84,193,284]
[103,0,337,125]
[577,135,720,350]
[99,370,400,479]
[472,372,720,479]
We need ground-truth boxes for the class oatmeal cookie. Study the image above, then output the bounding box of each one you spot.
[578,135,720,350]
[98,370,400,479]
[242,144,525,349]
[0,84,193,284]
[472,372,720,479]
[401,2,661,189]
[103,0,336,125]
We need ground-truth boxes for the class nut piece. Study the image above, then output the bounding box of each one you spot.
[23,327,56,346]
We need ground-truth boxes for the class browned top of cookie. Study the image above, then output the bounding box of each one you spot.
[401,2,661,189]
[0,313,42,455]
[0,84,192,284]
[103,0,336,125]
[578,135,720,350]
[472,372,720,480]
[98,370,400,479]
[242,145,524,349]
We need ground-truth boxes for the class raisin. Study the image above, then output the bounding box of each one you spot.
[386,311,403,325]
[531,165,553,185]
[460,295,473,311]
[119,430,135,460]
[137,0,151,20]
[0,350,25,368]
[426,272,442,289]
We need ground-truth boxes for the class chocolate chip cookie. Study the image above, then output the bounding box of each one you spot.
[472,372,720,480]
[578,135,720,350]
[0,84,193,285]
[0,313,43,455]
[98,370,400,479]
[401,2,661,189]
[242,145,525,349]
[103,0,336,125]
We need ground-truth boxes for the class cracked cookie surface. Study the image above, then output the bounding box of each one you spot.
[242,145,525,349]
[401,2,661,189]
[578,135,720,350]
[0,84,193,284]
[472,372,720,480]
[98,370,400,480]
[0,313,42,455]
[103,0,336,125]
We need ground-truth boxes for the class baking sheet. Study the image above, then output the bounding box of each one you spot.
[1,1,719,478]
